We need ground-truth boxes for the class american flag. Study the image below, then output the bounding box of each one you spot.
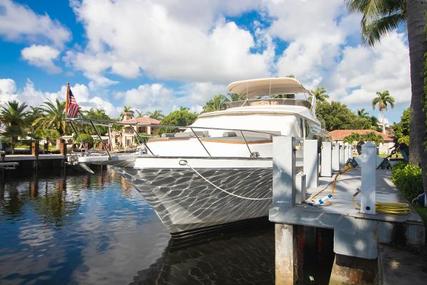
[65,83,79,118]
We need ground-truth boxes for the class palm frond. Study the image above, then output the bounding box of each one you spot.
[362,13,405,45]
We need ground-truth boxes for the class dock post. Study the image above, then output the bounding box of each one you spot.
[339,143,345,169]
[360,142,376,214]
[31,140,39,171]
[332,143,340,172]
[272,136,303,285]
[320,141,332,177]
[304,139,318,190]
[343,143,349,164]
[272,136,296,207]
[59,139,67,169]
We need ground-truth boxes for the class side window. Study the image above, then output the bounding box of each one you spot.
[299,118,304,138]
[305,121,310,138]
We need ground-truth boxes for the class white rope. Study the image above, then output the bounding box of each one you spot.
[180,160,271,201]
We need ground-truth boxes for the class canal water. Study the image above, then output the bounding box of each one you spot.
[0,170,275,285]
[1,169,334,284]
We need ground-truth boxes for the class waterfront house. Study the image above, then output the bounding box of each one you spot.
[111,111,160,150]
[329,129,394,155]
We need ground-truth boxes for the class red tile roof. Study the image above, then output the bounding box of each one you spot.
[122,116,161,125]
[329,129,393,142]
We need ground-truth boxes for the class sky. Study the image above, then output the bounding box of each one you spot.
[0,0,411,123]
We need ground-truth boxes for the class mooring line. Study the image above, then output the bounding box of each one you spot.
[179,160,271,201]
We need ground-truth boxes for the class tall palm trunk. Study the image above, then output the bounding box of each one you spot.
[380,110,386,134]
[407,0,427,194]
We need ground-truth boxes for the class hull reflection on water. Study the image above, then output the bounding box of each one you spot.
[131,223,274,285]
[113,166,272,233]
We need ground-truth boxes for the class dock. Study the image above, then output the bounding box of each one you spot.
[270,137,425,284]
[0,140,68,178]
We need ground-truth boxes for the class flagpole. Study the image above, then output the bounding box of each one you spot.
[65,83,111,159]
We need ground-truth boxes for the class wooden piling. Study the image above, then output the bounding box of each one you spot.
[275,224,304,285]
[31,140,39,171]
[329,254,377,285]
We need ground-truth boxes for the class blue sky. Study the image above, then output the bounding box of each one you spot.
[0,0,411,123]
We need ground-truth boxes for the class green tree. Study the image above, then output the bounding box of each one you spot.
[0,101,29,153]
[160,107,198,133]
[372,90,395,133]
[346,0,427,194]
[311,87,329,103]
[344,132,384,145]
[33,99,68,136]
[146,110,164,120]
[228,93,246,101]
[203,94,230,112]
[357,108,370,119]
[120,106,133,120]
[316,101,372,131]
[393,108,411,145]
[83,108,111,135]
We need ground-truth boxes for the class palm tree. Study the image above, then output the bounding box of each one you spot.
[120,106,133,120]
[311,87,329,103]
[0,101,29,153]
[203,95,230,112]
[33,99,68,136]
[27,106,43,139]
[346,0,426,194]
[228,93,246,101]
[146,110,164,120]
[357,108,370,119]
[372,90,395,133]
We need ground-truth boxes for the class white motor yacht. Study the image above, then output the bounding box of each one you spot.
[109,77,325,235]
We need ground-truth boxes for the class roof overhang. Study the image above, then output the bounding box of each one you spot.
[227,77,309,98]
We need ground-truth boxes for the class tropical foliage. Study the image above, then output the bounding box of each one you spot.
[160,107,198,133]
[82,108,111,135]
[393,108,411,145]
[316,100,377,131]
[203,94,230,112]
[311,87,329,103]
[0,101,29,152]
[392,162,423,201]
[146,110,164,120]
[33,99,68,136]
[343,132,384,145]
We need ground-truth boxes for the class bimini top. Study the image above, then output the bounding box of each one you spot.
[227,77,309,98]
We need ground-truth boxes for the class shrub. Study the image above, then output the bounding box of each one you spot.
[75,134,94,146]
[391,163,423,201]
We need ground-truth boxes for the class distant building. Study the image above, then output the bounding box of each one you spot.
[111,111,161,150]
[329,129,394,154]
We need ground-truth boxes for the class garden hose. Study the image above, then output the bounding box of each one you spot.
[355,202,411,215]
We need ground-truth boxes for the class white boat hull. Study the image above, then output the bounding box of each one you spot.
[113,157,273,234]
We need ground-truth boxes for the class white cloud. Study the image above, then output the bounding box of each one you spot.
[115,83,174,112]
[0,78,18,103]
[0,79,119,116]
[67,0,272,86]
[330,32,410,105]
[0,0,70,47]
[21,45,61,73]
[115,81,226,113]
[266,0,357,84]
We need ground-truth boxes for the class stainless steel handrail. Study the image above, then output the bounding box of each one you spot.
[66,118,294,158]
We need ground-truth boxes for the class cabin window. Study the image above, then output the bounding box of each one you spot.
[300,118,305,138]
[305,121,310,138]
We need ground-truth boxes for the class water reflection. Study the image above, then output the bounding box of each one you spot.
[0,170,276,285]
[132,224,274,285]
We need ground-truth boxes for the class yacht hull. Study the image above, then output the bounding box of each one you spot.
[113,161,272,234]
